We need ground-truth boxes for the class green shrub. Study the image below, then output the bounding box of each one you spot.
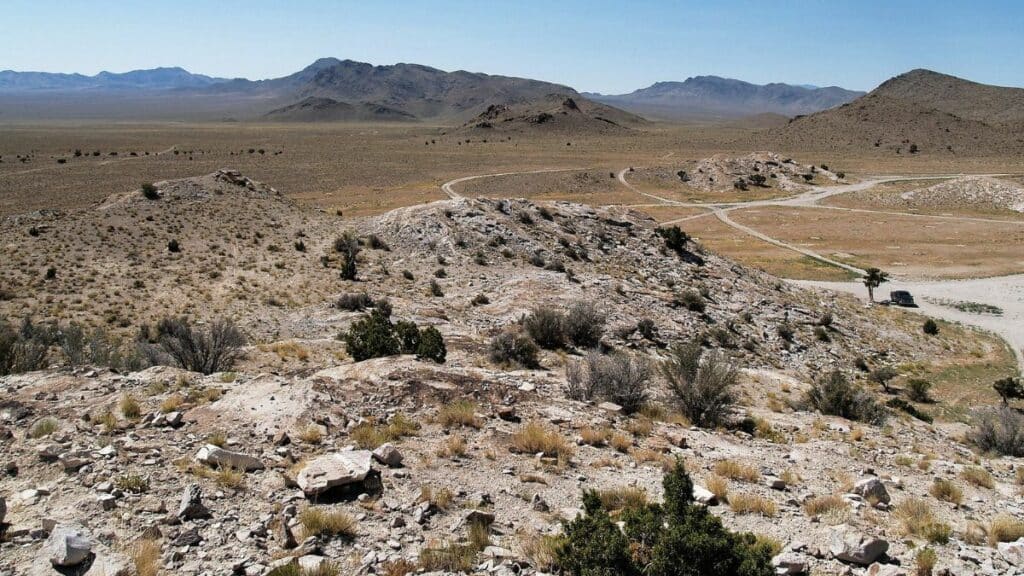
[565,302,606,348]
[394,320,420,354]
[153,317,245,375]
[335,231,360,281]
[922,319,939,335]
[524,306,567,349]
[343,308,400,361]
[489,331,539,368]
[141,183,159,200]
[678,290,705,313]
[661,341,738,428]
[566,351,651,413]
[0,318,49,376]
[906,379,932,403]
[416,327,446,364]
[336,293,374,311]
[805,371,887,424]
[558,459,773,576]
[971,407,1024,456]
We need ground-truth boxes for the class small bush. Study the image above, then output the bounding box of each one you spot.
[120,393,142,419]
[336,292,374,311]
[662,341,738,428]
[906,379,932,403]
[557,459,773,576]
[153,317,245,375]
[471,293,490,306]
[524,306,567,349]
[415,326,446,363]
[167,239,180,253]
[335,231,360,281]
[28,417,58,438]
[565,351,651,413]
[915,548,937,576]
[0,318,50,375]
[342,308,399,361]
[922,319,939,335]
[141,183,159,200]
[115,473,150,494]
[971,407,1024,456]
[678,290,705,313]
[428,279,444,297]
[805,371,886,424]
[489,331,540,368]
[803,495,849,523]
[565,301,606,348]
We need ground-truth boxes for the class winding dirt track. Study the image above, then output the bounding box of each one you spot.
[442,167,1024,369]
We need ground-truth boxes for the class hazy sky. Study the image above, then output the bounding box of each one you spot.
[3,0,1022,93]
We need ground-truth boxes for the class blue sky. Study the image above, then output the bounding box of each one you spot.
[2,0,1022,93]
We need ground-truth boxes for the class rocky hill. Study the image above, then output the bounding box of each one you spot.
[263,97,417,122]
[762,69,1024,155]
[1,171,1021,575]
[588,76,863,120]
[458,95,645,134]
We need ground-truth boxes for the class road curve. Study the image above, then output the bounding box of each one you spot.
[441,168,585,200]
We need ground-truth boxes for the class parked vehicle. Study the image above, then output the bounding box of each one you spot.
[889,290,917,307]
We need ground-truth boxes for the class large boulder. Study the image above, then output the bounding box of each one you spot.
[692,485,718,505]
[852,477,890,505]
[829,526,888,566]
[46,526,93,567]
[194,444,265,472]
[296,451,373,497]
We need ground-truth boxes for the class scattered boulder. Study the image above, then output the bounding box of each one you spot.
[866,563,908,576]
[372,443,403,468]
[692,485,718,505]
[46,525,93,567]
[195,444,265,472]
[296,451,373,497]
[177,483,211,520]
[829,526,888,566]
[772,552,809,575]
[852,477,890,505]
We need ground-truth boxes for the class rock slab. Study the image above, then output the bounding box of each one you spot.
[296,451,373,497]
[46,526,92,567]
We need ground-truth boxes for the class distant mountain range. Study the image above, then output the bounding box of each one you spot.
[0,66,226,91]
[585,76,864,120]
[761,69,1024,154]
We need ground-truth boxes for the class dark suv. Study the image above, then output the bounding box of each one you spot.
[889,290,917,307]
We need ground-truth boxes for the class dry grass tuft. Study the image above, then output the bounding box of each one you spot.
[129,538,161,576]
[419,485,455,510]
[728,493,777,517]
[713,459,760,483]
[961,466,995,489]
[438,400,482,429]
[297,423,324,445]
[120,393,142,419]
[509,421,574,460]
[518,531,562,572]
[579,426,610,446]
[299,506,358,539]
[705,474,729,502]
[159,393,184,413]
[437,435,468,459]
[929,478,963,506]
[989,514,1024,546]
[596,486,648,513]
[894,498,951,543]
[803,495,849,525]
[609,432,633,453]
